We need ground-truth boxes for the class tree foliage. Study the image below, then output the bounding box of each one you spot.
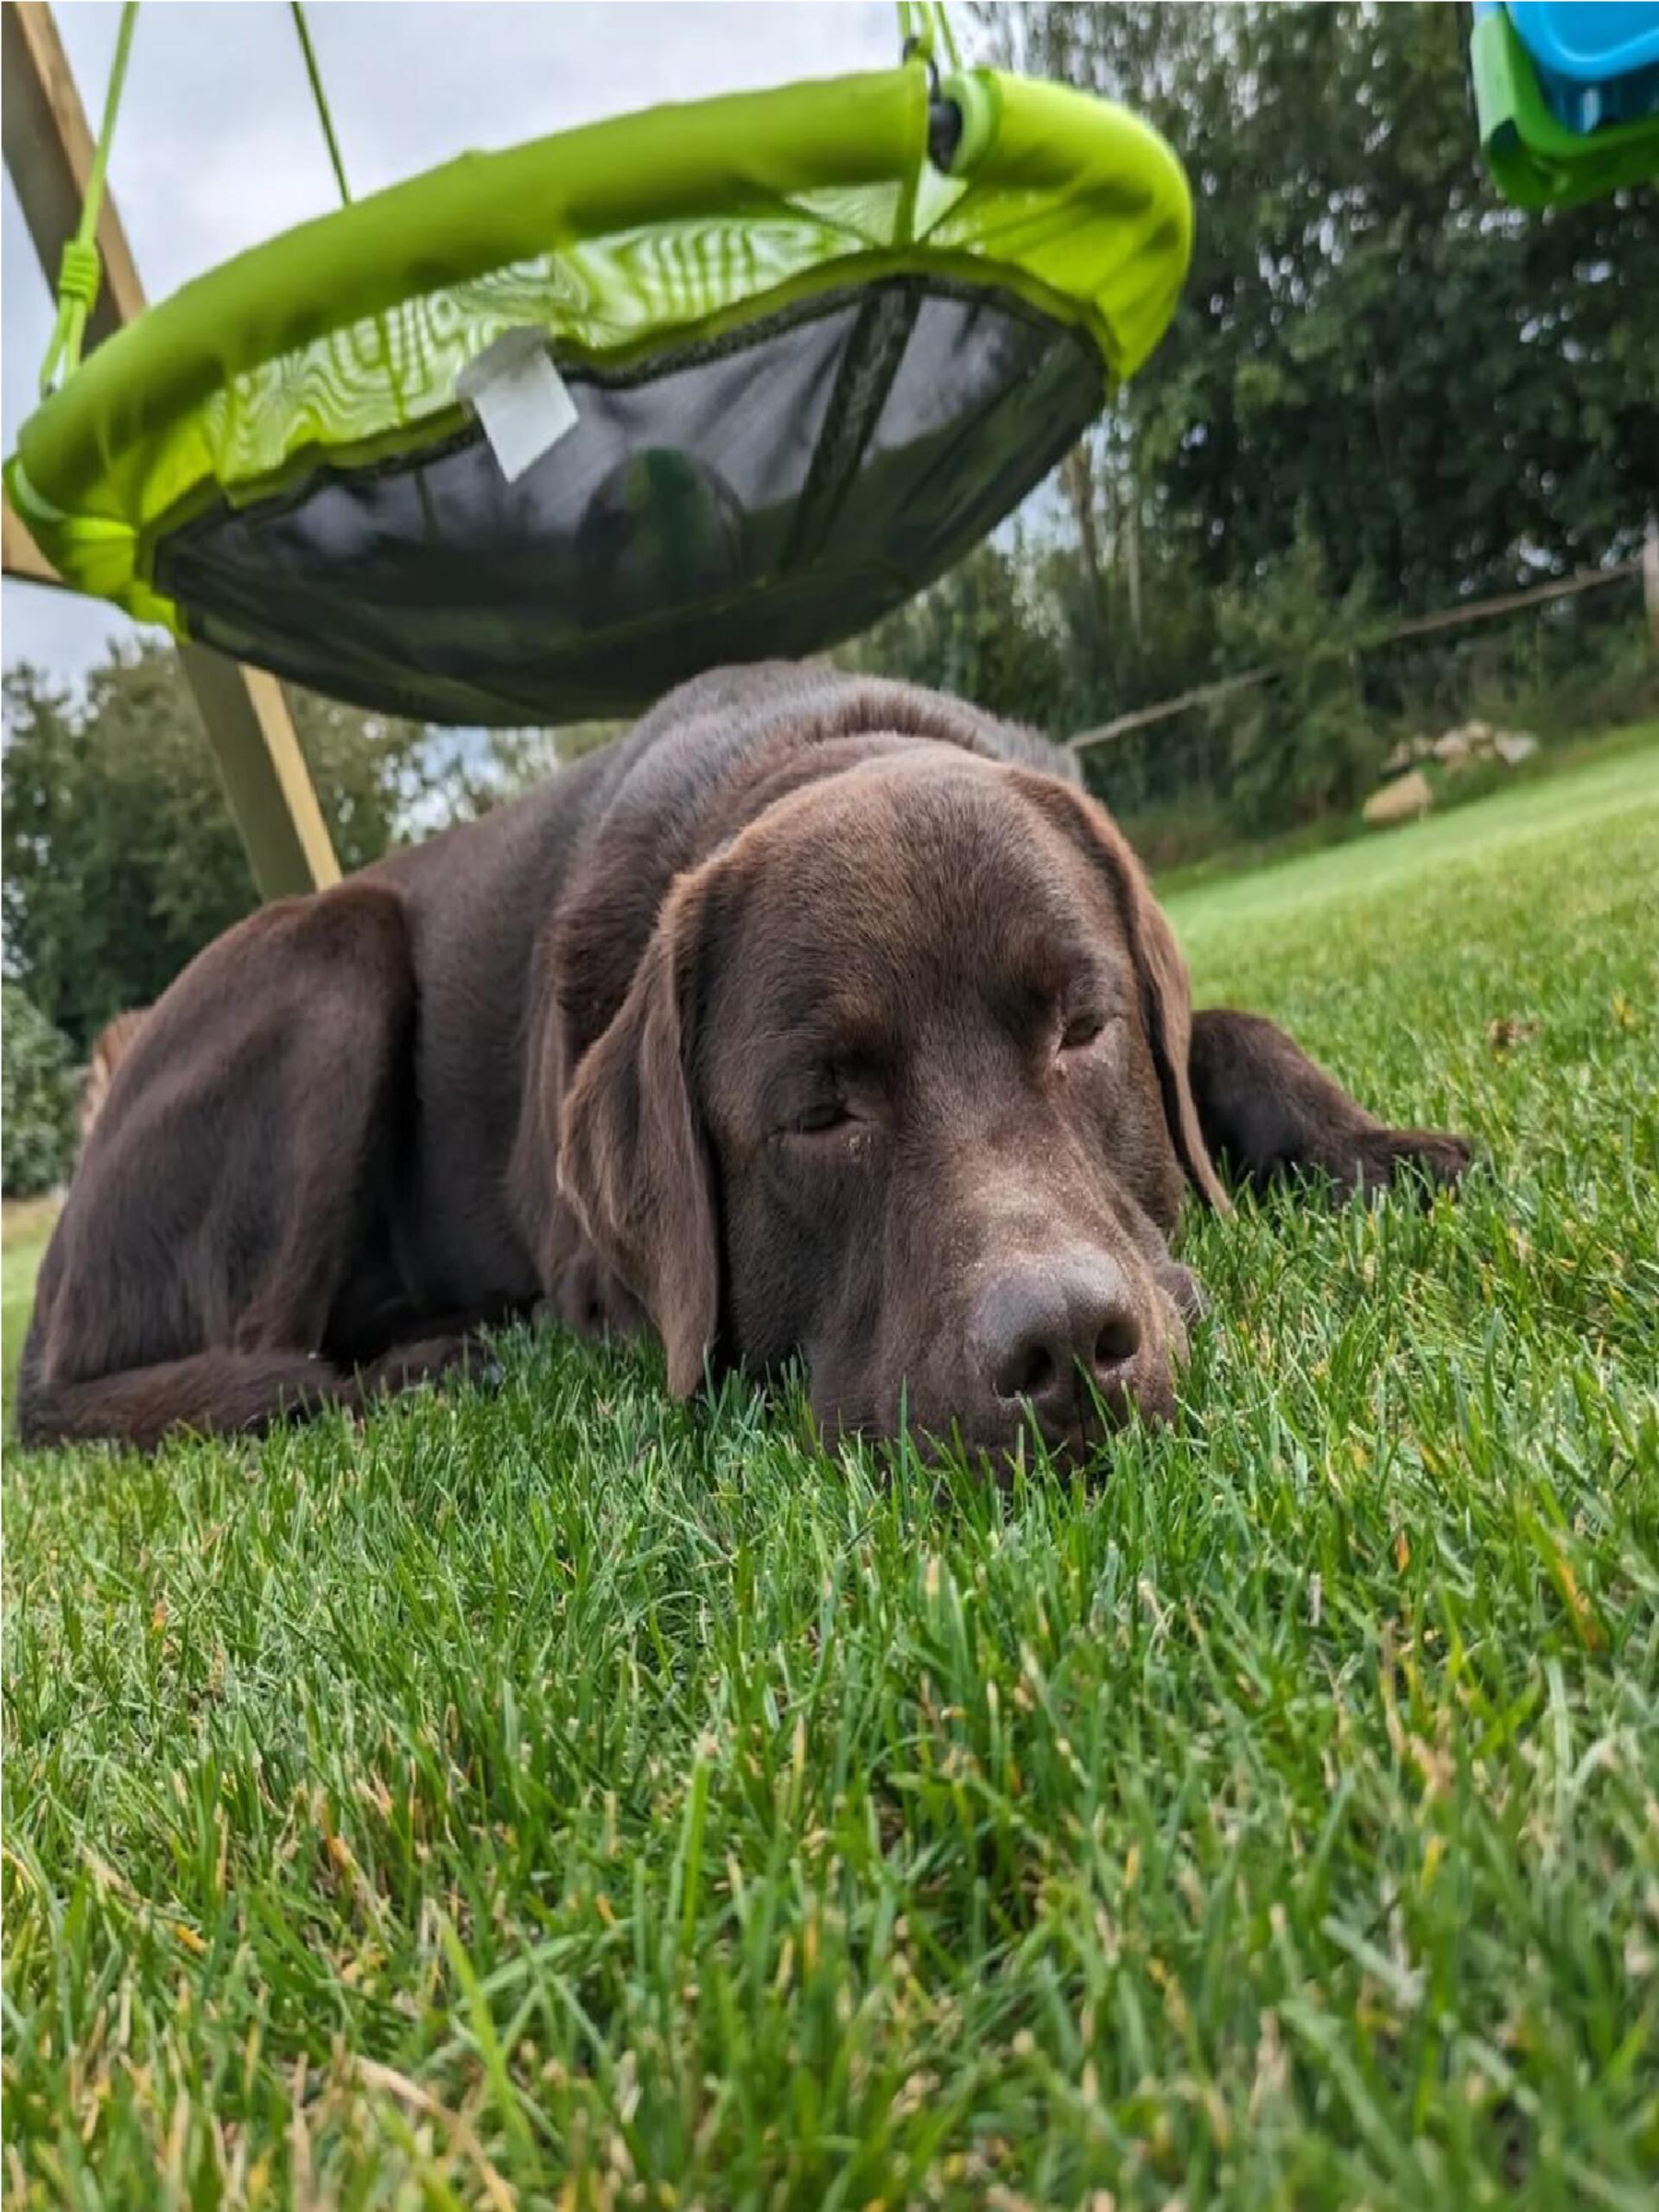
[856,1,1658,843]
[1,983,77,1196]
[839,539,1073,730]
[1209,521,1379,832]
[1,651,436,1051]
[995,1,1657,622]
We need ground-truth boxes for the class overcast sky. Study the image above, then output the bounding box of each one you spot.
[1,1,912,689]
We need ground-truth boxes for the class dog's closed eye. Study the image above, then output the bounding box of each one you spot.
[789,1097,855,1136]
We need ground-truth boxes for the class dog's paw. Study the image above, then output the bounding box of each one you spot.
[440,1338,505,1392]
[1345,1126,1473,1203]
[540,1256,645,1345]
[365,1333,503,1398]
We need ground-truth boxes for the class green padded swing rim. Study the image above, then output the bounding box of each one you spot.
[4,63,1192,638]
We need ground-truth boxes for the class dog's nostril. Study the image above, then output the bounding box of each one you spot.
[1093,1313,1141,1370]
[998,1341,1057,1402]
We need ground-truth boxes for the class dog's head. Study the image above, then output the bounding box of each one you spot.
[558,747,1225,1462]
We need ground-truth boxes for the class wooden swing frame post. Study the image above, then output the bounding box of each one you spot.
[1,0,340,898]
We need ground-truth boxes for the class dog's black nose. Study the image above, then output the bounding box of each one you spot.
[974,1258,1143,1442]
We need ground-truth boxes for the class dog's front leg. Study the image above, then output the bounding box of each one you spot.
[1186,1008,1471,1201]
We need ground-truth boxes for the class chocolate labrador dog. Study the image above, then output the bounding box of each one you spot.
[17,664,1469,1459]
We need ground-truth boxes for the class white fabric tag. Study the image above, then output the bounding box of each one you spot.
[455,329,578,483]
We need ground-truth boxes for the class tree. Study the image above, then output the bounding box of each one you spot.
[838,538,1073,733]
[2,647,439,1051]
[1208,521,1380,833]
[991,3,1658,617]
[1,983,76,1196]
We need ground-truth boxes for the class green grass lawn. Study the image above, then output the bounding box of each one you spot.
[3,1199,59,1417]
[5,740,1657,2209]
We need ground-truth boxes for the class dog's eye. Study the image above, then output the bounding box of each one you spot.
[1059,1010,1107,1052]
[790,1099,854,1136]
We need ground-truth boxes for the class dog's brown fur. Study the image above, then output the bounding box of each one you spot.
[18,664,1469,1458]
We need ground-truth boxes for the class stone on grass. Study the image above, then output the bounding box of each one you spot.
[1363,768,1433,828]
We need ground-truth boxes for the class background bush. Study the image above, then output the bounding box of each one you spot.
[2,984,77,1196]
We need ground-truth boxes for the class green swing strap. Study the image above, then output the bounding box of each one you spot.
[38,0,139,397]
[289,1,352,207]
[37,3,945,399]
[37,0,349,398]
[896,2,963,73]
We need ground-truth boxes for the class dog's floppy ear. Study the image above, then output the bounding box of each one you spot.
[557,875,720,1395]
[1015,772,1230,1214]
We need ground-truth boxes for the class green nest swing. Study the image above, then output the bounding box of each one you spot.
[5,3,1193,727]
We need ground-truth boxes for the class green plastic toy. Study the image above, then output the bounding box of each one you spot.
[1470,3,1659,208]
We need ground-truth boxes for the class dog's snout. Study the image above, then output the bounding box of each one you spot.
[976,1258,1144,1440]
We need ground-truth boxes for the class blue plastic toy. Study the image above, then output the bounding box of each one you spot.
[1471,0,1659,204]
